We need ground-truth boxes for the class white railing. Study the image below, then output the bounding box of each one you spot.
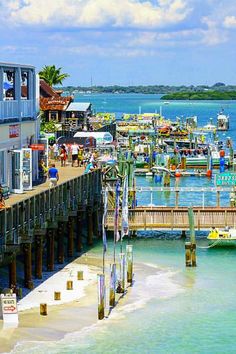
[0,99,35,120]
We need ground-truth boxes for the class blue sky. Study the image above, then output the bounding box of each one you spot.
[0,0,236,86]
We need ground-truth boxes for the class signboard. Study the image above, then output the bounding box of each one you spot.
[30,144,45,151]
[0,294,18,323]
[9,124,20,138]
[215,173,236,186]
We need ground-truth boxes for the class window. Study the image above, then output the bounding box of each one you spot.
[21,70,29,99]
[0,150,6,184]
[3,69,15,100]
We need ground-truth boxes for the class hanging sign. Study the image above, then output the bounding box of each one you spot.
[29,144,45,151]
[215,173,236,186]
[9,124,20,138]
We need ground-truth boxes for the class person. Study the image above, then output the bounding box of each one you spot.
[48,163,59,187]
[78,146,83,167]
[38,159,48,183]
[71,142,79,167]
[60,145,67,167]
[0,185,5,209]
[53,143,59,160]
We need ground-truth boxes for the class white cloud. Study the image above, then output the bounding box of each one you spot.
[1,0,191,29]
[223,16,236,28]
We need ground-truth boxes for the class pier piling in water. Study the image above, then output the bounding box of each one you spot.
[35,234,43,279]
[23,243,33,289]
[97,274,105,320]
[109,263,116,307]
[57,222,65,264]
[40,303,48,316]
[67,217,75,257]
[8,255,17,290]
[126,245,133,284]
[87,206,94,246]
[47,229,55,271]
[76,209,83,252]
[185,242,192,267]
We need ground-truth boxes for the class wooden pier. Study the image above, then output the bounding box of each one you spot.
[106,206,236,231]
[0,165,102,290]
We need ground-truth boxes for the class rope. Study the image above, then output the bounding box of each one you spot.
[197,239,222,249]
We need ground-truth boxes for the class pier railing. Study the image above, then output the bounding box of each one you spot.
[106,206,236,231]
[0,170,102,253]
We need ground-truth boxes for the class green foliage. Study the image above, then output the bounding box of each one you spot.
[40,120,57,133]
[39,65,70,86]
[161,91,236,100]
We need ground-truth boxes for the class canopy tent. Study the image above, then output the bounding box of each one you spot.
[73,131,113,145]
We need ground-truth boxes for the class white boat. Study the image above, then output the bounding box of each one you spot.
[217,112,229,131]
[207,227,236,245]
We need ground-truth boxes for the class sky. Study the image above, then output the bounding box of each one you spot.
[0,0,236,86]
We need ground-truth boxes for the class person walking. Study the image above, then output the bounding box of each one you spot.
[71,142,79,167]
[48,163,59,187]
[60,145,67,167]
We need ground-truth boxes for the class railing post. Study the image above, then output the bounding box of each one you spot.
[216,191,220,207]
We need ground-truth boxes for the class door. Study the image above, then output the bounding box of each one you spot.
[11,150,23,194]
[22,148,32,191]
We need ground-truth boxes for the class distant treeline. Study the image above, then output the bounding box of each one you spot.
[59,82,236,95]
[161,91,236,100]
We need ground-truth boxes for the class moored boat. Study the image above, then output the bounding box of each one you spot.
[217,112,229,131]
[207,227,236,245]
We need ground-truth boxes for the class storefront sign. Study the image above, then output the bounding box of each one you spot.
[215,173,236,186]
[9,124,20,138]
[30,144,45,151]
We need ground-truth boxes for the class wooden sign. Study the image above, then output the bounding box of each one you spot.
[30,144,45,151]
[9,124,20,138]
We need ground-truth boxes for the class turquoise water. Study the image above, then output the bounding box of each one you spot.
[12,239,236,353]
[10,95,236,353]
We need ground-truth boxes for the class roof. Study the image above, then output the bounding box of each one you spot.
[66,102,91,112]
[40,96,72,111]
[40,79,58,97]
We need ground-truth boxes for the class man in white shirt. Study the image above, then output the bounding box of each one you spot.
[71,142,79,167]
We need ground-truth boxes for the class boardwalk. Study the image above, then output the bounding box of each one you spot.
[106,206,236,231]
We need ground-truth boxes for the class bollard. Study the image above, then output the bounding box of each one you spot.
[67,280,73,290]
[191,243,197,267]
[185,242,192,267]
[109,263,116,307]
[77,271,84,280]
[97,274,105,320]
[126,245,133,284]
[54,291,61,300]
[40,303,47,316]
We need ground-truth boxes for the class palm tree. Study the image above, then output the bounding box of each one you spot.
[39,65,70,86]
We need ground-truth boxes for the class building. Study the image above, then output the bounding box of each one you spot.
[0,62,39,192]
[64,102,92,129]
[40,79,72,122]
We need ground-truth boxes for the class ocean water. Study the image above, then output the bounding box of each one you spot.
[11,238,236,354]
[9,95,236,353]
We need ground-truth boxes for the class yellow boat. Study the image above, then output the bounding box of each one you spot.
[207,227,236,245]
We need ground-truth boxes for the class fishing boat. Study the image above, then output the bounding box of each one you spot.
[217,112,229,131]
[207,227,236,245]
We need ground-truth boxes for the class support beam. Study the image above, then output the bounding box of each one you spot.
[76,211,83,252]
[93,207,99,239]
[35,235,43,279]
[8,255,17,290]
[23,243,33,289]
[67,217,74,257]
[47,229,55,271]
[57,222,64,264]
[87,206,93,246]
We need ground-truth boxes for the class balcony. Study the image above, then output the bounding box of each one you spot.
[0,99,36,122]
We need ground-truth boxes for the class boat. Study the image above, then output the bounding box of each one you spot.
[186,151,230,168]
[207,227,236,245]
[217,112,229,131]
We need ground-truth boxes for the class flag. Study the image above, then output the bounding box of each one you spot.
[114,180,120,242]
[102,188,108,252]
[121,176,129,238]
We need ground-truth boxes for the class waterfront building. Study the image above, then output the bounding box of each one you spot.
[64,102,92,129]
[0,62,39,192]
[40,79,72,122]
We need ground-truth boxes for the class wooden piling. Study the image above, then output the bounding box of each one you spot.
[57,222,64,264]
[47,229,55,271]
[185,242,192,267]
[76,211,83,253]
[109,263,116,307]
[35,235,43,279]
[87,206,93,246]
[67,280,73,290]
[126,245,133,284]
[77,271,83,280]
[191,243,197,267]
[117,253,125,294]
[97,274,105,320]
[8,255,17,290]
[23,243,33,289]
[93,208,99,239]
[68,217,74,257]
[54,291,61,300]
[40,303,47,316]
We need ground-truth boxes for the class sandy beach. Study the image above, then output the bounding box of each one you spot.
[0,255,102,353]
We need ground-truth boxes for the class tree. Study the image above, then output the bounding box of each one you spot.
[39,65,69,86]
